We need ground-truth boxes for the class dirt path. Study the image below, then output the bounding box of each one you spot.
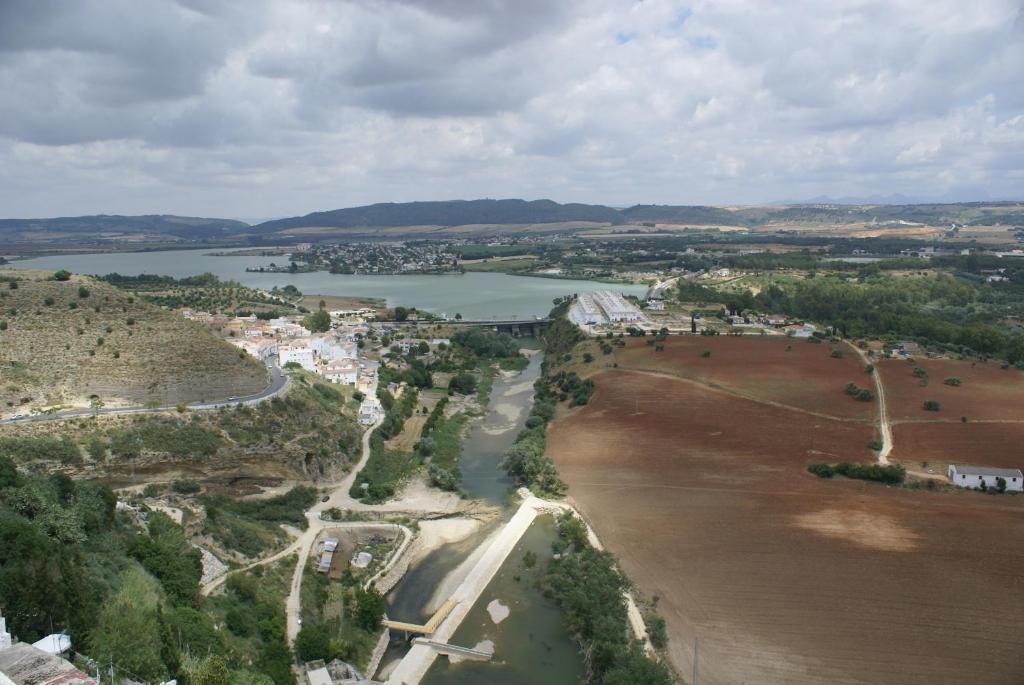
[845,342,892,463]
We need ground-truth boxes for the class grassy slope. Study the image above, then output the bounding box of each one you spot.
[0,270,267,409]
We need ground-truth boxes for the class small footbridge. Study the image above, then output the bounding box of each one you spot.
[381,598,457,638]
[411,638,493,662]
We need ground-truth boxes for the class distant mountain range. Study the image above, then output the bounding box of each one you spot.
[1,199,1021,250]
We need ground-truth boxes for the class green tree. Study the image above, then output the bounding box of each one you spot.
[354,586,386,632]
[295,623,331,661]
[302,308,331,333]
[394,306,409,321]
[53,269,71,281]
[89,598,166,683]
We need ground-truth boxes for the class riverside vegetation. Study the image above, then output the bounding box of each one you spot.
[501,299,676,684]
[349,326,530,502]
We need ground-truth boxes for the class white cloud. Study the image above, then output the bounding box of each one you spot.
[0,0,1021,217]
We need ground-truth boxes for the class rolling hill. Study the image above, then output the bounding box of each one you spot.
[0,270,268,411]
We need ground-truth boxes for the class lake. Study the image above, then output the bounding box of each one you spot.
[9,248,648,320]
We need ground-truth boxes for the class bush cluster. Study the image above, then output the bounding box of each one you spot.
[808,461,906,484]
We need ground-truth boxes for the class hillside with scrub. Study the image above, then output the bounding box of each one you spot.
[0,369,362,488]
[0,269,268,411]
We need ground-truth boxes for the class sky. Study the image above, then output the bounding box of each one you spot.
[0,0,1022,220]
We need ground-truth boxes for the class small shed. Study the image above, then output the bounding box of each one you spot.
[947,464,1023,492]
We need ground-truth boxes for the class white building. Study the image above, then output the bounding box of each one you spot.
[358,398,382,425]
[321,359,359,385]
[592,290,644,322]
[947,464,1023,492]
[310,333,357,362]
[0,611,11,650]
[279,341,316,371]
[230,337,277,361]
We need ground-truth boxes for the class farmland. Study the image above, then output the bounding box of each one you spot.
[610,335,877,421]
[879,357,1024,421]
[546,337,1024,685]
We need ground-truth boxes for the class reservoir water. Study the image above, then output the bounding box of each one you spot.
[9,248,647,320]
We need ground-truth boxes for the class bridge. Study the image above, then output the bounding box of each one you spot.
[381,598,457,638]
[410,317,550,337]
[411,638,493,662]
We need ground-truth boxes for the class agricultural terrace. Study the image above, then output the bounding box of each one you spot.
[547,367,1024,685]
[609,335,877,421]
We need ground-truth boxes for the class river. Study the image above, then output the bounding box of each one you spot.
[379,353,585,683]
[8,248,647,321]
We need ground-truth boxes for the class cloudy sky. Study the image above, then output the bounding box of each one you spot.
[1,0,1022,220]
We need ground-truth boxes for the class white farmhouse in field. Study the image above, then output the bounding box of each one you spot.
[947,464,1023,492]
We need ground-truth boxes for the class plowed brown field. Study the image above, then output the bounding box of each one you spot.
[879,357,1024,421]
[548,367,1024,685]
[613,335,875,420]
[894,422,1024,471]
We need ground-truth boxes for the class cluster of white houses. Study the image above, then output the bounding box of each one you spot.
[186,311,387,426]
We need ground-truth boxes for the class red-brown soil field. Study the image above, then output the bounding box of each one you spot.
[894,422,1024,471]
[878,357,1024,421]
[548,368,1024,685]
[612,335,876,421]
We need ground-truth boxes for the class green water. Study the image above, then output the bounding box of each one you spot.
[421,516,585,685]
[9,248,647,321]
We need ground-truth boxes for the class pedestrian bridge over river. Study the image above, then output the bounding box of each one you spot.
[381,598,456,638]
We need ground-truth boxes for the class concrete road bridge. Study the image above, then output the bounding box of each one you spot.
[410,317,550,337]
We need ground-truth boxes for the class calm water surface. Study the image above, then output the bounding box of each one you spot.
[9,248,647,320]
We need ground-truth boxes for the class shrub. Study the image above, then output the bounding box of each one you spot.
[865,364,874,374]
[831,349,843,358]
[582,352,594,363]
[867,439,883,451]
[923,399,941,411]
[43,297,55,306]
[808,463,835,478]
[844,383,874,401]
[647,614,669,649]
[912,366,927,378]
[53,270,71,281]
[943,376,961,386]
[171,479,201,495]
[78,286,89,298]
[701,350,712,358]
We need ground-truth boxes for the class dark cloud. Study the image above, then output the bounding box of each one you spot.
[0,0,1020,217]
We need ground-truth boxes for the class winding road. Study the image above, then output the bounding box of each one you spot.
[0,357,288,425]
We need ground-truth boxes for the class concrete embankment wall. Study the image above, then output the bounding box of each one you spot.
[365,627,391,680]
[384,498,540,685]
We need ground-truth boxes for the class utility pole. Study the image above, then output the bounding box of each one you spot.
[692,636,699,685]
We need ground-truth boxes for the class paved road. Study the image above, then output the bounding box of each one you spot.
[0,357,288,425]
